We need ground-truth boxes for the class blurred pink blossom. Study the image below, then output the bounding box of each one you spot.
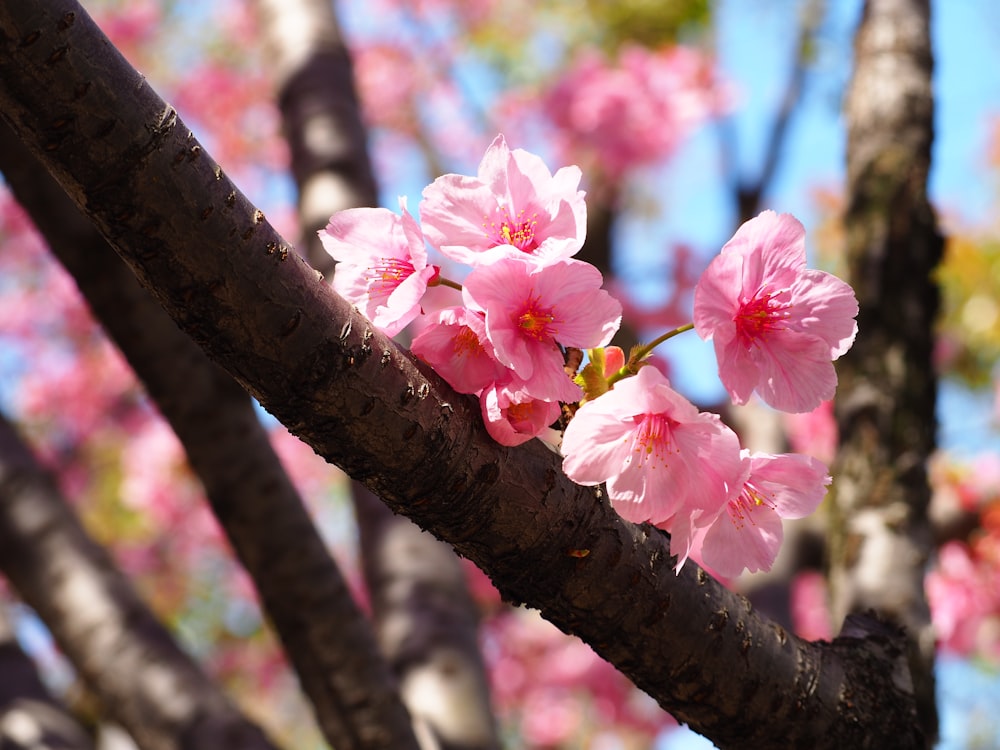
[540,45,730,180]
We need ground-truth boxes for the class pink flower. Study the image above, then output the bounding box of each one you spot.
[462,256,622,403]
[419,134,587,265]
[410,307,507,394]
[561,365,743,527]
[540,45,729,180]
[319,200,439,337]
[677,451,830,578]
[693,210,859,413]
[481,378,562,447]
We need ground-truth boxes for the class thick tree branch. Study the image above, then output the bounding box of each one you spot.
[0,413,277,750]
[0,1,924,746]
[0,119,419,750]
[831,0,942,743]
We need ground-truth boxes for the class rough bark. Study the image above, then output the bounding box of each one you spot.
[0,118,419,750]
[0,414,277,750]
[0,603,96,750]
[0,1,926,746]
[253,1,501,746]
[830,0,941,743]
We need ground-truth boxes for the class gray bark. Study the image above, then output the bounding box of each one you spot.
[830,0,941,743]
[0,603,97,750]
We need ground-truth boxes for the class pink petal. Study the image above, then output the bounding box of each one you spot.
[411,308,506,394]
[751,333,839,413]
[693,251,742,341]
[747,453,830,519]
[788,269,859,358]
[700,502,784,578]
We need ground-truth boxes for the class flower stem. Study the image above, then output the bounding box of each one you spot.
[607,322,695,386]
[433,276,463,291]
[638,322,694,357]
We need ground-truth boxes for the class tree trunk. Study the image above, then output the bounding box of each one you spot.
[253,0,378,268]
[0,0,926,745]
[829,0,941,744]
[0,602,97,750]
[253,1,501,746]
[0,413,277,750]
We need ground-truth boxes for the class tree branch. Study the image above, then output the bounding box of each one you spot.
[0,118,419,750]
[0,1,924,745]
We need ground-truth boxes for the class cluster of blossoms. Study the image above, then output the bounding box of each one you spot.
[320,135,859,578]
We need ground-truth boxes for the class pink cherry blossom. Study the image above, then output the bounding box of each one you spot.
[677,451,830,578]
[410,307,507,394]
[480,378,562,447]
[539,45,730,180]
[319,200,439,337]
[419,134,587,265]
[560,365,743,528]
[693,210,859,413]
[926,541,1000,657]
[462,256,622,404]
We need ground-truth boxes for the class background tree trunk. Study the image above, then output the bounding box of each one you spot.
[830,0,942,743]
[0,412,277,750]
[253,1,501,746]
[0,603,97,750]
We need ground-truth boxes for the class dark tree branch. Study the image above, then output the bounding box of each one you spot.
[0,1,924,746]
[0,413,278,750]
[0,113,419,750]
[831,0,942,744]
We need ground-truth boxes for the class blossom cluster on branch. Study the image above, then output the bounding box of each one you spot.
[320,135,858,579]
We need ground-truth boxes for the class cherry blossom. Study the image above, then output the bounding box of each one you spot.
[480,378,562,447]
[462,255,622,404]
[411,307,508,394]
[419,134,587,266]
[693,210,859,413]
[319,199,439,337]
[675,451,830,577]
[540,45,729,180]
[560,365,743,529]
